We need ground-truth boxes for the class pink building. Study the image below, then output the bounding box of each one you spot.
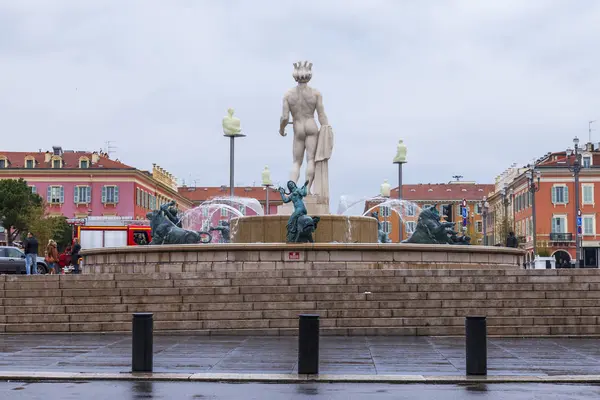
[0,146,193,220]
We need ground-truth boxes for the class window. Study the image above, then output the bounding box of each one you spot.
[238,205,245,215]
[476,221,483,233]
[551,186,568,204]
[583,156,592,168]
[102,185,119,204]
[583,184,594,205]
[79,159,89,169]
[29,185,37,194]
[202,207,209,217]
[47,186,64,204]
[528,217,533,236]
[406,203,416,216]
[406,221,416,235]
[136,188,141,206]
[0,158,6,168]
[74,186,91,204]
[583,215,595,235]
[475,203,482,214]
[221,207,228,217]
[25,158,34,168]
[551,216,566,233]
[380,205,391,217]
[382,221,391,234]
[6,247,22,258]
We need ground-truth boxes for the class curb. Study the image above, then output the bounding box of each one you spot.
[2,371,600,384]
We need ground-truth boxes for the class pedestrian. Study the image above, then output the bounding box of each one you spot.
[23,232,39,275]
[506,231,518,248]
[71,238,82,274]
[45,239,60,274]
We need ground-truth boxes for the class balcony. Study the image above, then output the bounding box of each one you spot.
[550,232,573,241]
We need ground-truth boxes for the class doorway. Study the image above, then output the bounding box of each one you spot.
[583,248,598,268]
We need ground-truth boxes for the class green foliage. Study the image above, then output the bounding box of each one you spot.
[0,179,42,244]
[52,216,73,251]
[537,239,551,257]
[22,207,73,253]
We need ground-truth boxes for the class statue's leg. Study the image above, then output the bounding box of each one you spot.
[291,124,306,184]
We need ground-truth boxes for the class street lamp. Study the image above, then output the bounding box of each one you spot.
[261,165,273,215]
[393,140,407,242]
[501,183,514,241]
[526,167,541,262]
[566,136,583,267]
[480,196,490,245]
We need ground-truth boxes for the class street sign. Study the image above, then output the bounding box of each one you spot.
[577,217,582,227]
[461,208,468,218]
[462,217,467,227]
[577,209,582,217]
[462,199,467,207]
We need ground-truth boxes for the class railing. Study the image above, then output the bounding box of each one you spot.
[550,232,573,241]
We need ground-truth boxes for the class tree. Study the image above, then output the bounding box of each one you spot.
[52,216,73,251]
[23,207,73,253]
[0,179,42,245]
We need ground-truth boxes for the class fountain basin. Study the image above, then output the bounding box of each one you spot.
[81,243,524,274]
[230,215,377,243]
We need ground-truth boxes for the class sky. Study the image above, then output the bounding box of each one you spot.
[1,0,599,211]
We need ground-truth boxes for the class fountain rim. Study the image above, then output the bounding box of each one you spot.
[81,242,525,256]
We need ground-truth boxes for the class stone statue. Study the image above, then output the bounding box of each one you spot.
[279,61,333,199]
[278,180,320,242]
[370,211,391,243]
[223,108,242,136]
[147,201,202,245]
[402,205,471,245]
[210,220,231,243]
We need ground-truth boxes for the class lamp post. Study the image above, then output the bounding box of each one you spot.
[526,167,541,262]
[222,108,245,198]
[501,184,514,241]
[380,179,391,239]
[566,137,583,267]
[480,197,489,245]
[393,140,407,242]
[262,166,273,215]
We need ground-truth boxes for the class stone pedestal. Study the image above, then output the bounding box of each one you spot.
[277,195,330,215]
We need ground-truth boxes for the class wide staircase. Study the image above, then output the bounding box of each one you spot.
[1,268,599,336]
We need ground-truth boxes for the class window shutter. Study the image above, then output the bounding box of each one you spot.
[102,186,107,203]
[551,218,557,233]
[551,187,557,204]
[74,187,80,203]
[87,186,92,203]
[114,186,119,203]
[47,186,52,202]
[59,186,64,203]
[564,186,569,203]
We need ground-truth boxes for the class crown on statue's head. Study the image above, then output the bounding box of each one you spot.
[292,61,313,83]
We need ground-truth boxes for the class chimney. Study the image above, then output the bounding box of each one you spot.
[91,152,100,163]
[44,151,51,163]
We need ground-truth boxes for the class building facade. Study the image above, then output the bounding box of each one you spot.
[488,142,600,267]
[178,185,282,216]
[365,182,494,243]
[0,147,193,221]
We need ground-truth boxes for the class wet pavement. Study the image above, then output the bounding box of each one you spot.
[2,381,600,399]
[1,335,600,376]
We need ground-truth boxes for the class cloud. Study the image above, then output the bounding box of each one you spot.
[1,0,599,210]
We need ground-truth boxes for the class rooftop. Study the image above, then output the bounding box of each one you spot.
[0,147,134,170]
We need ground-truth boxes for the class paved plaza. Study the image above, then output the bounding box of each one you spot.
[1,334,600,376]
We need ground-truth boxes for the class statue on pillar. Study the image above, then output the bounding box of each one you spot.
[279,61,334,201]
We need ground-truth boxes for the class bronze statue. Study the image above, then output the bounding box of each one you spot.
[279,180,320,243]
[403,205,470,245]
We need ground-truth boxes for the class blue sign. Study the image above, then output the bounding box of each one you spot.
[577,217,582,227]
[461,208,467,218]
[462,217,467,227]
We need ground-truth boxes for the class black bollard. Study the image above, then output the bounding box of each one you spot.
[132,313,153,372]
[298,314,319,375]
[465,316,487,375]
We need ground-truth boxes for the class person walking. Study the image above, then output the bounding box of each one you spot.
[506,231,519,248]
[45,239,60,274]
[71,238,82,274]
[23,232,39,275]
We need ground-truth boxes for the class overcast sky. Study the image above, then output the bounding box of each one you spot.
[1,0,599,210]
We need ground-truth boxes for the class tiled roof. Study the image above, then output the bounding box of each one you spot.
[178,186,283,203]
[0,150,134,169]
[388,183,494,201]
[538,151,600,167]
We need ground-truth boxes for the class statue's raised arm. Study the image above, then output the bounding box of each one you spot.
[278,186,291,203]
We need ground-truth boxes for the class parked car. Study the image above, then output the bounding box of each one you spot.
[0,246,49,274]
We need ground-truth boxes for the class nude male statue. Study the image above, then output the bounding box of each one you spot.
[279,61,330,194]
